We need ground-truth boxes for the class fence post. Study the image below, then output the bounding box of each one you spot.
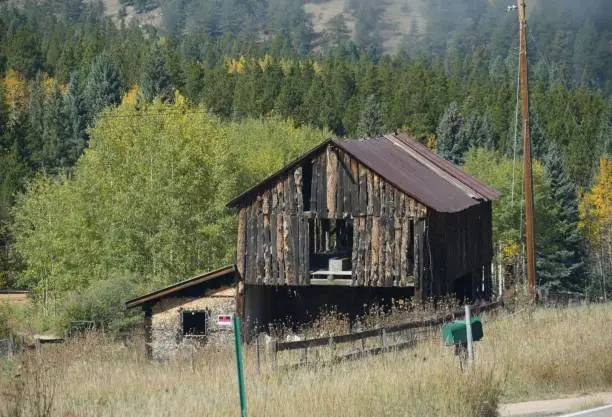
[232,315,247,417]
[255,334,261,375]
[465,305,474,364]
[272,340,278,368]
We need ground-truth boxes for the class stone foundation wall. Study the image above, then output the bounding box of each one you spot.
[150,289,235,360]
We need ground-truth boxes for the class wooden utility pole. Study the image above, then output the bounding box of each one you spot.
[518,0,537,301]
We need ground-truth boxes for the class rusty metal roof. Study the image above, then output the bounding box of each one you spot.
[227,134,499,213]
[125,265,236,309]
[333,134,500,212]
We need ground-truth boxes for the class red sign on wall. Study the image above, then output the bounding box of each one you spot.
[217,314,233,328]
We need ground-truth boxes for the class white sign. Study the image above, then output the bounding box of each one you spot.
[217,314,234,328]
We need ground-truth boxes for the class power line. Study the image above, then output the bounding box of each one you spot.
[83,108,218,123]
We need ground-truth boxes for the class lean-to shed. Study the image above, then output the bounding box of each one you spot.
[126,265,237,360]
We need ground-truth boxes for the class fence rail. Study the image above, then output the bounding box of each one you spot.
[275,301,501,353]
[271,301,502,367]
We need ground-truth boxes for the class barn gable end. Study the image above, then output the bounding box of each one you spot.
[229,134,498,300]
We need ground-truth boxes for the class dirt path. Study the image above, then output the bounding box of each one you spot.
[499,392,612,416]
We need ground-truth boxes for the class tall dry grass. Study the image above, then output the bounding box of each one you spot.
[1,304,610,417]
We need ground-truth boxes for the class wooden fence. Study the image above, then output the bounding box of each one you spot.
[270,301,502,368]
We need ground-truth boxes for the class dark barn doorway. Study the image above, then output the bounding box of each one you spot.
[244,284,414,335]
[452,272,473,302]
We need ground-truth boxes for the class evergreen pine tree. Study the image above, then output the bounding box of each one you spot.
[275,65,305,120]
[232,66,260,119]
[62,71,88,166]
[540,142,585,293]
[183,60,205,103]
[202,68,235,119]
[529,110,549,160]
[41,85,64,172]
[162,37,185,91]
[464,112,494,149]
[85,52,124,118]
[323,14,351,52]
[5,28,43,78]
[139,43,174,102]
[258,61,283,116]
[303,73,344,135]
[0,83,8,144]
[436,102,468,164]
[597,104,611,156]
[219,0,242,35]
[0,83,29,288]
[356,94,383,137]
[26,73,46,170]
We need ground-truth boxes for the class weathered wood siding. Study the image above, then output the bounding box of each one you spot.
[308,147,425,220]
[423,202,494,297]
[243,166,311,287]
[241,144,428,288]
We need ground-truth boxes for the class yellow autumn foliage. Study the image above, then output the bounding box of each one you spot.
[579,156,611,252]
[3,69,28,111]
[426,134,436,151]
[279,58,294,75]
[258,54,274,71]
[224,56,321,76]
[42,73,55,96]
[121,85,140,106]
[225,55,249,75]
[503,241,521,262]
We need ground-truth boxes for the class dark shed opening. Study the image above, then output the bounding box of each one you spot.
[181,310,208,337]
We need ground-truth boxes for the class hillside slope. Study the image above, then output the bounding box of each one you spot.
[304,0,428,53]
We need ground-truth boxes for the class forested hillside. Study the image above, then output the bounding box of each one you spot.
[0,0,610,331]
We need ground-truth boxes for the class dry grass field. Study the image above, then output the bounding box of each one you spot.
[1,304,611,417]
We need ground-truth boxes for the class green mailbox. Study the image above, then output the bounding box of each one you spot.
[441,316,484,346]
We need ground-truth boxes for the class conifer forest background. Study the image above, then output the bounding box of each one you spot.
[0,0,610,332]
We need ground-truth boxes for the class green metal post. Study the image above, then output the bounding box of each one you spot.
[233,314,247,417]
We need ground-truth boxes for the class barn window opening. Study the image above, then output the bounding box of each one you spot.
[309,218,353,273]
[302,162,313,211]
[181,310,207,337]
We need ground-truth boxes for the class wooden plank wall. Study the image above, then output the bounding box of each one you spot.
[242,144,429,287]
[309,147,427,218]
[310,146,427,287]
[239,143,493,295]
[424,202,494,297]
[244,166,310,286]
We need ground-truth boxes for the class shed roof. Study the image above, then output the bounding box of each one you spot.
[227,133,500,213]
[125,265,236,309]
[0,289,29,294]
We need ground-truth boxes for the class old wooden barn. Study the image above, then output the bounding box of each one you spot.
[127,133,500,354]
[228,133,500,332]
